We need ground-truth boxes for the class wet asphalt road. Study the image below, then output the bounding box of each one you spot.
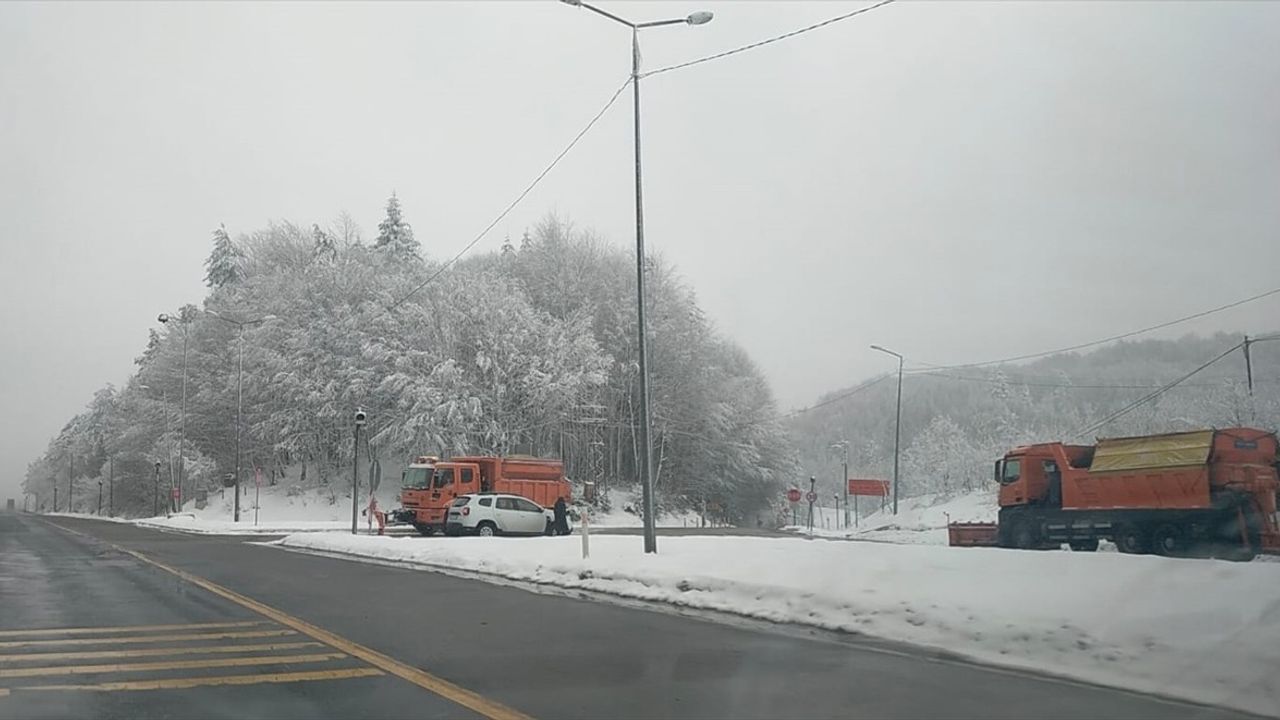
[0,512,1259,720]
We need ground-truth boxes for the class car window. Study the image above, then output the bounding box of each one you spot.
[515,498,542,513]
[495,497,515,510]
[478,497,492,507]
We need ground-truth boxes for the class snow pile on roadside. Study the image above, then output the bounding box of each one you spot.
[41,512,132,524]
[134,483,401,534]
[275,532,1280,716]
[788,490,997,545]
[583,487,703,528]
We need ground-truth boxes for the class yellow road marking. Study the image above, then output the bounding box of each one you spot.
[13,667,384,693]
[116,546,533,720]
[0,621,265,639]
[0,641,323,664]
[0,629,296,650]
[0,652,348,679]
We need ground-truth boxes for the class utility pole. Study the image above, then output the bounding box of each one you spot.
[1243,335,1254,395]
[235,323,244,523]
[871,345,905,515]
[53,483,58,513]
[68,454,74,514]
[109,457,114,517]
[153,462,161,516]
[97,480,103,516]
[351,409,366,535]
[558,0,713,555]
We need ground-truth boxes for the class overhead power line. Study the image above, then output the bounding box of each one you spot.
[640,0,898,79]
[1070,341,1245,439]
[782,373,892,420]
[915,370,1226,390]
[386,77,632,311]
[908,285,1280,374]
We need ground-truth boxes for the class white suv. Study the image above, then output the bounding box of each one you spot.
[445,493,558,537]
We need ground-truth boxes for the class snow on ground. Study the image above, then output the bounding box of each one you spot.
[133,483,403,535]
[583,488,704,528]
[275,531,1280,717]
[788,490,997,545]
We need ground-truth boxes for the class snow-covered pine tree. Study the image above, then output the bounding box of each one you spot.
[312,224,337,263]
[373,193,420,259]
[204,223,244,288]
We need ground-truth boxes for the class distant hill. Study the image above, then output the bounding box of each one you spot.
[787,332,1280,508]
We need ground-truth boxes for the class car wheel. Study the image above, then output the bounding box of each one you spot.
[1068,539,1099,552]
[477,521,498,537]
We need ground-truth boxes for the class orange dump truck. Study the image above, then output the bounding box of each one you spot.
[949,427,1280,560]
[388,455,571,536]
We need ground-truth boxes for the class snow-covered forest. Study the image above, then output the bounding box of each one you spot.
[790,334,1280,507]
[22,198,796,520]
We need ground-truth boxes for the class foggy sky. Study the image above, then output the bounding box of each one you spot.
[2,1,1279,498]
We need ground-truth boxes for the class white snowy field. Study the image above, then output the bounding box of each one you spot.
[275,532,1280,716]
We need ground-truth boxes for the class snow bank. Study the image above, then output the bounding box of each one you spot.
[789,490,997,545]
[133,483,402,535]
[275,532,1280,716]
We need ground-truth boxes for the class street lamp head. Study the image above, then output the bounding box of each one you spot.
[686,10,713,25]
[560,0,583,5]
[157,313,171,324]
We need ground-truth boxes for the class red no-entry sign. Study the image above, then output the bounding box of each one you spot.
[786,488,802,503]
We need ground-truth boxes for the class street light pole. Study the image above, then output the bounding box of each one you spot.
[560,0,713,555]
[871,345,904,515]
[159,313,190,512]
[204,311,276,522]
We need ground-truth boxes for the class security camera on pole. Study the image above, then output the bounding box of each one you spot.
[351,408,367,535]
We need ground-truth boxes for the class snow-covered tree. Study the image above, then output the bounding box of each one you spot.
[373,193,419,259]
[204,223,244,288]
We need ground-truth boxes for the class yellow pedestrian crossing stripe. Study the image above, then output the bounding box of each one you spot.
[18,668,386,693]
[0,621,266,638]
[0,628,297,649]
[0,621,383,698]
[0,641,323,664]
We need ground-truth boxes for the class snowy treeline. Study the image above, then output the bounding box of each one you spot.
[791,334,1280,505]
[23,199,796,520]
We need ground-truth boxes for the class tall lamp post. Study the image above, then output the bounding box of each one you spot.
[158,312,191,512]
[830,440,850,528]
[560,0,713,554]
[206,312,277,522]
[870,345,904,515]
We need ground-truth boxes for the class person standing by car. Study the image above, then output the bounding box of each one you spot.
[553,496,570,536]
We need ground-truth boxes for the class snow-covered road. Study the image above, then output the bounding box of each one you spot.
[274,531,1280,717]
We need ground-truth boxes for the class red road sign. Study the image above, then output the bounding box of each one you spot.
[786,488,802,503]
[848,479,890,497]
[805,491,818,503]
[171,487,179,500]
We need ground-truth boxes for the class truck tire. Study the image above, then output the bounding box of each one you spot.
[476,521,498,537]
[1114,524,1148,554]
[1011,519,1037,550]
[1150,523,1184,557]
[1068,539,1099,552]
[413,523,436,537]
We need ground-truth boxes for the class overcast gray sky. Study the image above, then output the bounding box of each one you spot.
[2,1,1278,498]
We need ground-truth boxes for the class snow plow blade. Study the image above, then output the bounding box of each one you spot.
[948,522,999,547]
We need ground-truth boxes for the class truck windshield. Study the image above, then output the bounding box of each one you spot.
[402,467,432,489]
[999,458,1022,485]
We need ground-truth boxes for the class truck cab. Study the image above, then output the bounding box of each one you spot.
[995,443,1094,509]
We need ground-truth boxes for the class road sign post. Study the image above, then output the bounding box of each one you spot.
[806,477,817,535]
[254,467,262,526]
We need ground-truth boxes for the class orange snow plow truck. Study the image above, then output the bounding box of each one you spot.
[948,427,1280,561]
[387,455,571,536]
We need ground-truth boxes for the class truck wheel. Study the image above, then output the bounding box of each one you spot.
[1150,524,1184,557]
[1114,524,1148,554]
[1068,539,1099,552]
[1011,520,1037,550]
[413,523,436,537]
[477,521,498,537]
